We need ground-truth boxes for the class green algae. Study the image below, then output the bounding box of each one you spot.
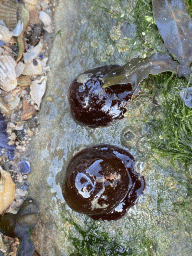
[143,73,192,168]
[66,219,129,256]
[63,216,158,256]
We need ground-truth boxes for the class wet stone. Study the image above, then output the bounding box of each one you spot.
[0,198,39,256]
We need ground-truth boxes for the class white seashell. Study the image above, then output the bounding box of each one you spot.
[30,76,47,109]
[39,11,52,33]
[22,59,43,76]
[12,20,23,37]
[40,57,50,72]
[39,11,51,27]
[0,55,17,92]
[23,39,43,63]
[0,20,23,43]
[8,94,20,110]
[15,61,26,77]
[0,24,13,43]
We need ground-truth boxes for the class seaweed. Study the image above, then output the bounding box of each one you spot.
[152,0,192,78]
[66,219,130,256]
[63,217,158,256]
[144,73,192,168]
[103,53,179,95]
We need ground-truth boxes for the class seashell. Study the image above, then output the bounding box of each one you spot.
[23,38,43,64]
[30,76,47,109]
[11,20,23,37]
[62,144,145,221]
[8,94,20,110]
[22,59,43,76]
[0,96,10,114]
[0,54,17,92]
[0,20,23,43]
[0,0,18,30]
[21,98,36,121]
[0,167,16,214]
[69,65,133,128]
[0,23,13,43]
[19,160,31,174]
[24,0,40,11]
[39,11,53,33]
[15,61,25,77]
[17,75,31,87]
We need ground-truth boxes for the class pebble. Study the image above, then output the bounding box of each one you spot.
[21,181,30,191]
[19,161,31,174]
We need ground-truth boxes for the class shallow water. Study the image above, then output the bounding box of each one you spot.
[27,0,192,255]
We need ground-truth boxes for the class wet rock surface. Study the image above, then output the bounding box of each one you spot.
[21,0,192,255]
[0,198,39,255]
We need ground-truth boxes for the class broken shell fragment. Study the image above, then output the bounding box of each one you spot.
[22,59,43,76]
[0,97,10,114]
[24,0,40,11]
[0,20,23,44]
[30,76,47,109]
[39,11,53,33]
[0,55,17,92]
[23,39,43,64]
[19,161,31,174]
[0,23,14,43]
[21,99,36,121]
[0,167,16,215]
[17,75,31,87]
[8,94,20,110]
[15,61,25,77]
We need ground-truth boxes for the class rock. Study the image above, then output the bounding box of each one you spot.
[0,198,39,256]
[0,167,16,215]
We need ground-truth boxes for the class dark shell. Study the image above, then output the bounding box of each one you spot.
[62,145,145,221]
[0,113,15,159]
[68,66,133,128]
